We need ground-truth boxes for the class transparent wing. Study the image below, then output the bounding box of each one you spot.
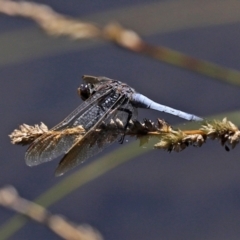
[25,87,113,166]
[54,96,136,176]
[55,128,120,176]
[51,87,113,131]
[25,129,84,166]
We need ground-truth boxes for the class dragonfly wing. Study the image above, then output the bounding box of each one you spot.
[51,87,112,131]
[25,128,85,166]
[25,104,104,166]
[55,128,119,176]
[54,94,128,175]
[25,88,113,166]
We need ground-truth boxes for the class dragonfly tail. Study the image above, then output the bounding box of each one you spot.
[132,93,203,121]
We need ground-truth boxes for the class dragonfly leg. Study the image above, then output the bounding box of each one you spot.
[117,107,132,144]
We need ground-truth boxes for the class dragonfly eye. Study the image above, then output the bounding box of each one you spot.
[78,83,93,101]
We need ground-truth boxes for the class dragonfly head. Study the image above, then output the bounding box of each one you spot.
[79,75,113,101]
[77,83,95,101]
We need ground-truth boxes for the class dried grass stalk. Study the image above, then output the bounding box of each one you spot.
[9,118,240,152]
[0,0,239,83]
[0,186,103,240]
[0,0,101,39]
[9,122,48,145]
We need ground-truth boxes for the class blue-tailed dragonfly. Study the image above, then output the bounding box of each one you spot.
[26,75,202,176]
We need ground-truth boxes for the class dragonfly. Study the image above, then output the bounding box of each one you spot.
[26,75,203,176]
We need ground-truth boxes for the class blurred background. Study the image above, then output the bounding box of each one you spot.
[1,0,240,239]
